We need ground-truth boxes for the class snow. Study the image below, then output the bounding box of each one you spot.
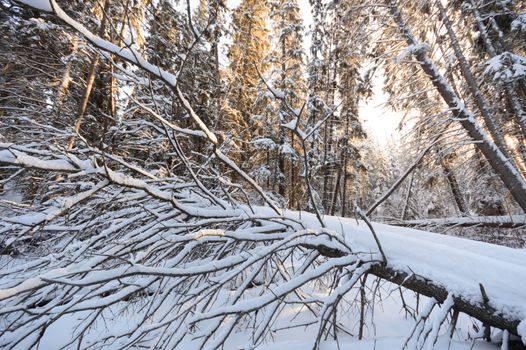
[279,142,296,156]
[0,149,77,172]
[252,137,277,150]
[282,118,307,139]
[17,0,52,12]
[10,281,504,350]
[282,118,298,130]
[250,337,498,350]
[0,268,68,301]
[511,14,526,33]
[518,320,526,344]
[266,86,286,99]
[395,43,430,63]
[502,332,510,350]
[484,52,526,84]
[427,294,455,350]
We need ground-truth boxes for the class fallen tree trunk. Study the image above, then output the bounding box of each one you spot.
[306,245,522,336]
[390,215,526,229]
[370,265,520,335]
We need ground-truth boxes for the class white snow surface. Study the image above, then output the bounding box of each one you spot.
[484,52,526,84]
[395,43,430,63]
[17,0,52,11]
[512,14,526,33]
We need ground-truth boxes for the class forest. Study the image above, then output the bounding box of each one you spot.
[0,0,526,349]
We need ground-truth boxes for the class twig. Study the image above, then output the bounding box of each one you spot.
[356,208,387,265]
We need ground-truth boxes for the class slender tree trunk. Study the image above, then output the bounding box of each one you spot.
[55,37,78,115]
[329,162,342,215]
[440,153,469,215]
[436,1,512,162]
[322,117,330,211]
[386,0,526,213]
[341,156,349,217]
[278,147,286,200]
[400,171,414,220]
[67,0,111,150]
[290,133,297,208]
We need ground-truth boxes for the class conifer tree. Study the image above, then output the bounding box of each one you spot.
[266,0,306,207]
[226,0,271,173]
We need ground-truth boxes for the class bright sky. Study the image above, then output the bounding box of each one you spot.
[224,0,402,147]
[359,70,405,147]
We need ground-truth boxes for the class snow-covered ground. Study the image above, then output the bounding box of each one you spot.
[27,279,505,350]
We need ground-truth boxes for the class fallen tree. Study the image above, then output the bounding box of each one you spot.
[389,215,526,229]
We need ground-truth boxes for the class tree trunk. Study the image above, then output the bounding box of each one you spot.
[341,156,349,217]
[440,153,469,215]
[67,0,111,150]
[313,245,522,336]
[55,37,78,115]
[329,162,342,215]
[386,0,526,213]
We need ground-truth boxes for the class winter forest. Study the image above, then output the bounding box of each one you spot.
[1,0,526,349]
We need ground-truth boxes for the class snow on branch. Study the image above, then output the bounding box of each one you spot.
[511,13,526,33]
[484,52,526,84]
[395,43,430,63]
[1,145,526,347]
[0,152,376,347]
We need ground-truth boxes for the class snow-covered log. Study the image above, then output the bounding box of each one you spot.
[290,214,526,338]
[391,215,526,229]
[371,265,521,335]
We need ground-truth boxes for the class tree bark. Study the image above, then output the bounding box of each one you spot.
[310,243,522,336]
[329,162,342,215]
[440,152,469,215]
[67,0,111,150]
[369,264,521,336]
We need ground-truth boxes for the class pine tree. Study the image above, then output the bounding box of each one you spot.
[305,1,369,216]
[330,2,369,216]
[226,0,271,169]
[266,0,306,207]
